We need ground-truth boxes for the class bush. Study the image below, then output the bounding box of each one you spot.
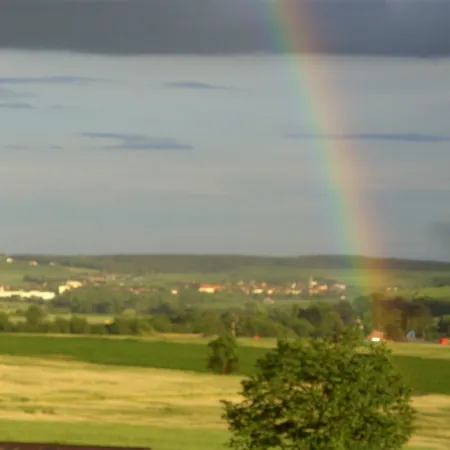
[207,334,239,375]
[69,316,90,334]
[90,323,107,335]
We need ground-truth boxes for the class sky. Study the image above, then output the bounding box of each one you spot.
[1,1,450,260]
[1,0,450,56]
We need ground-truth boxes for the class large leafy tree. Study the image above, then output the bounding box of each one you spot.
[207,334,239,375]
[222,328,414,450]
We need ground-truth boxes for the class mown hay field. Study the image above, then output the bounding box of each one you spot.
[0,356,448,449]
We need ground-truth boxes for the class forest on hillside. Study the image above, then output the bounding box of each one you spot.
[7,254,450,274]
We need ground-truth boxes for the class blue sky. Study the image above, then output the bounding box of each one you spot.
[1,51,450,259]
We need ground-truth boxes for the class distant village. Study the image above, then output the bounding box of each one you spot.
[0,278,348,301]
[171,277,348,300]
[1,255,404,303]
[1,254,349,302]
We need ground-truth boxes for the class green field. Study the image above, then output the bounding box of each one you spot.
[0,421,440,450]
[395,286,450,300]
[0,337,448,449]
[4,253,450,292]
[0,334,449,395]
[0,334,268,375]
[0,260,96,286]
[8,314,115,325]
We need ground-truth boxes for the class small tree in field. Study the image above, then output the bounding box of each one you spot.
[207,334,239,375]
[222,328,414,450]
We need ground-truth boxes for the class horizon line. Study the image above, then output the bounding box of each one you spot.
[3,252,450,265]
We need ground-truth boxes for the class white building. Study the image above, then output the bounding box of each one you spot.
[0,290,55,301]
[58,280,83,294]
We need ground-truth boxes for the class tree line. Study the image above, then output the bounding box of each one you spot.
[11,253,450,274]
[1,301,352,338]
[3,290,450,339]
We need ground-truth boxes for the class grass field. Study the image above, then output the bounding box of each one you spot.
[0,301,23,313]
[394,286,450,300]
[0,261,97,286]
[0,334,267,376]
[0,355,447,449]
[0,334,449,396]
[8,314,115,325]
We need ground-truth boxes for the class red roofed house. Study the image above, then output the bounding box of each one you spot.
[198,284,222,294]
[366,330,386,342]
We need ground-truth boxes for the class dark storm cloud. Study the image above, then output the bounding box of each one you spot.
[82,132,193,151]
[0,0,449,56]
[285,132,450,143]
[0,76,103,85]
[0,102,35,109]
[163,81,229,90]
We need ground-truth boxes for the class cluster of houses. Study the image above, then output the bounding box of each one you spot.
[122,277,348,300]
[6,257,40,266]
[188,277,347,298]
[0,279,84,301]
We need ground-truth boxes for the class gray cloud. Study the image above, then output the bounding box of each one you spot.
[5,145,27,150]
[0,102,35,109]
[0,76,103,85]
[431,222,450,255]
[82,132,193,151]
[50,104,77,110]
[163,81,228,90]
[285,132,450,143]
[0,87,32,99]
[433,222,450,238]
[5,144,63,151]
[0,0,449,56]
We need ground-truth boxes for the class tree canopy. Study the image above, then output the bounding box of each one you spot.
[222,328,415,450]
[208,334,239,374]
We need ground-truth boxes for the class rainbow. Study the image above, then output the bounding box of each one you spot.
[261,0,384,289]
